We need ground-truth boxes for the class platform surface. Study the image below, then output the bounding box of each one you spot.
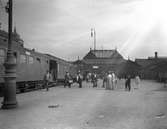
[0,80,167,129]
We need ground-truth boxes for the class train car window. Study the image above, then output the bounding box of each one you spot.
[13,52,17,61]
[20,54,26,63]
[28,56,34,64]
[0,49,5,64]
[13,52,17,57]
[0,57,5,64]
[36,57,41,63]
[3,38,7,42]
[0,49,5,56]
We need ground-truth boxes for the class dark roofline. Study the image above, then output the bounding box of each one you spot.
[45,54,71,64]
[90,49,117,52]
[92,49,115,51]
[83,49,124,59]
[135,57,167,61]
[148,57,167,59]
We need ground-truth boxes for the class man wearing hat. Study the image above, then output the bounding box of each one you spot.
[76,71,83,88]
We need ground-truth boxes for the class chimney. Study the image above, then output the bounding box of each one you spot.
[155,52,158,59]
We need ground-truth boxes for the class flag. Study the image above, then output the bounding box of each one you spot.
[91,28,94,37]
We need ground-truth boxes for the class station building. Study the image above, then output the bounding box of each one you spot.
[74,49,126,76]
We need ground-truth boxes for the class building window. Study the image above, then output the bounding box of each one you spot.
[28,56,34,64]
[20,54,26,63]
[0,49,5,64]
[3,38,7,42]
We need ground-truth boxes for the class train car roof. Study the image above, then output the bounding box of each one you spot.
[25,48,46,57]
[45,54,72,64]
[0,30,73,64]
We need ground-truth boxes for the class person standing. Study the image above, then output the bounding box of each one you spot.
[111,72,116,90]
[102,73,107,88]
[125,75,131,91]
[44,70,51,91]
[76,71,82,88]
[64,72,72,88]
[92,73,98,88]
[135,75,140,89]
[106,71,112,90]
[86,73,89,83]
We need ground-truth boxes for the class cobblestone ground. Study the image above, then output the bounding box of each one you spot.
[0,79,167,129]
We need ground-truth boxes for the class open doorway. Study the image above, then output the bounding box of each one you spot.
[49,60,57,82]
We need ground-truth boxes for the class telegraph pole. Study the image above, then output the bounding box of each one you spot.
[1,0,18,109]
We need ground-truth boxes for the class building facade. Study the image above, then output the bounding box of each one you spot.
[135,52,167,80]
[75,49,126,76]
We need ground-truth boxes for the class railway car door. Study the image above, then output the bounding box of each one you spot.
[49,60,57,82]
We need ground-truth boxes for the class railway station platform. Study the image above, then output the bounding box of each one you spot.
[0,80,167,129]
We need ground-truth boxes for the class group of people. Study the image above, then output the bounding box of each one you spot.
[103,71,141,91]
[64,71,83,88]
[43,70,141,91]
[64,71,100,88]
[103,71,117,90]
[86,73,98,88]
[43,70,83,91]
[64,70,141,91]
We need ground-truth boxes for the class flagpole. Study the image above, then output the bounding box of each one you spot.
[91,28,96,51]
[94,28,96,51]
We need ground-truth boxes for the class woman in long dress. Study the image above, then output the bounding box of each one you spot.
[106,72,112,90]
[111,73,116,90]
[135,75,140,89]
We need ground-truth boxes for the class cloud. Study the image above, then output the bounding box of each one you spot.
[1,0,167,61]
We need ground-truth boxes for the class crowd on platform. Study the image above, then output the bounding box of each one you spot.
[43,70,141,92]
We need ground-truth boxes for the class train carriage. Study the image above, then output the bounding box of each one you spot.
[45,54,77,82]
[0,29,77,95]
[16,48,49,91]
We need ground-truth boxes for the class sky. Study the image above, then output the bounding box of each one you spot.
[0,0,167,61]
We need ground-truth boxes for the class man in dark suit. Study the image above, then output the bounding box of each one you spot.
[76,71,82,88]
[92,73,98,88]
[125,75,131,91]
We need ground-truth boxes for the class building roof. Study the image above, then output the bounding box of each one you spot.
[135,52,167,68]
[83,49,123,59]
[135,58,167,68]
[116,60,141,76]
[73,59,86,65]
[135,59,155,67]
